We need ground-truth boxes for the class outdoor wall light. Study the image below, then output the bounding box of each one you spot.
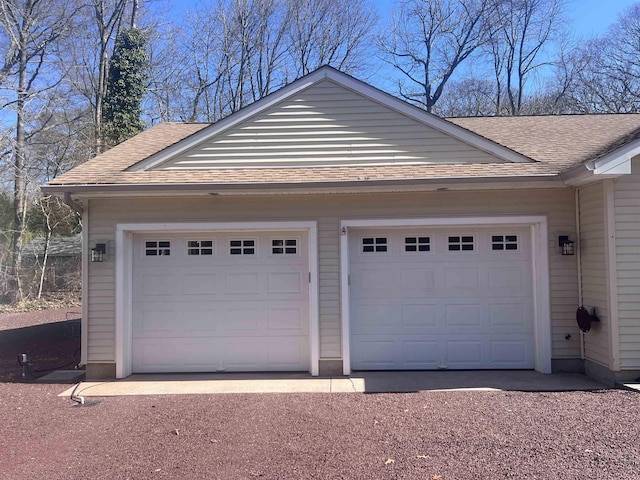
[558,235,575,256]
[91,243,106,262]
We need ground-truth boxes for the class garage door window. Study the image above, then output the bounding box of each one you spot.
[448,236,474,251]
[188,240,214,255]
[230,239,255,255]
[272,239,298,255]
[492,235,518,251]
[405,236,430,252]
[362,237,387,253]
[145,241,171,256]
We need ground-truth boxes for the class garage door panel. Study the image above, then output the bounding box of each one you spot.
[132,231,310,373]
[358,268,401,292]
[352,339,400,367]
[350,227,535,370]
[401,304,438,328]
[401,270,436,291]
[267,307,306,330]
[137,273,178,297]
[267,272,304,294]
[266,338,308,367]
[134,338,178,370]
[444,304,482,327]
[353,304,398,332]
[488,266,525,289]
[225,272,260,295]
[182,273,219,296]
[489,303,530,327]
[446,340,483,366]
[223,308,263,331]
[444,268,480,289]
[490,340,531,365]
[403,341,440,367]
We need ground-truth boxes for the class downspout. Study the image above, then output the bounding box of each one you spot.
[575,188,585,360]
[63,192,83,215]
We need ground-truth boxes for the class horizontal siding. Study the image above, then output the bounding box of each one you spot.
[615,157,640,369]
[87,188,580,364]
[157,79,499,170]
[578,183,610,368]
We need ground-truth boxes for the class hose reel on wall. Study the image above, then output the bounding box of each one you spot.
[576,306,600,333]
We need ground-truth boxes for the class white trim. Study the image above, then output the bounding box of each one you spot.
[115,221,319,378]
[80,202,89,367]
[563,141,640,187]
[603,180,621,371]
[587,138,640,174]
[131,67,532,172]
[575,188,585,360]
[340,227,351,375]
[340,215,551,375]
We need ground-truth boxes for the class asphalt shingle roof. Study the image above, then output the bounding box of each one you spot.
[48,114,640,187]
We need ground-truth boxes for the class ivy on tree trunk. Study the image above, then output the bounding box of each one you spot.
[103,27,148,148]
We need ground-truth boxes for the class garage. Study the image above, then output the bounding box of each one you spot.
[130,230,311,373]
[348,225,535,370]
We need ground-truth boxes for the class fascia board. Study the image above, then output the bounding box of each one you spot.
[586,138,640,174]
[41,174,560,197]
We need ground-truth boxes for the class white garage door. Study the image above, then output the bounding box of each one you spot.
[132,231,310,373]
[349,227,535,370]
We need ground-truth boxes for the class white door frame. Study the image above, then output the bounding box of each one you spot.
[340,216,551,375]
[115,221,319,378]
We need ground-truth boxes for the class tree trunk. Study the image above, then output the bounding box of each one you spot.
[37,229,52,299]
[11,11,30,302]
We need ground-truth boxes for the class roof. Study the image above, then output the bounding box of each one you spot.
[449,114,640,170]
[22,234,81,257]
[45,67,640,191]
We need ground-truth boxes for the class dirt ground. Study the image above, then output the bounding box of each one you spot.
[0,308,81,382]
[1,309,639,479]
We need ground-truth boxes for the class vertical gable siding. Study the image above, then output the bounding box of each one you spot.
[614,157,640,369]
[86,189,579,366]
[155,79,499,170]
[578,183,610,368]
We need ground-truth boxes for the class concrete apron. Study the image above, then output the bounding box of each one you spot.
[59,371,610,397]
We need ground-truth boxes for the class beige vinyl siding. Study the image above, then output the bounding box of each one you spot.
[614,157,640,369]
[155,79,499,170]
[578,183,610,367]
[86,189,579,365]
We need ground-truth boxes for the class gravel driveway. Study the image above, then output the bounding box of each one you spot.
[1,309,639,479]
[1,384,639,479]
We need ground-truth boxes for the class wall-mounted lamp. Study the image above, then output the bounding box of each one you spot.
[558,235,575,256]
[91,243,106,262]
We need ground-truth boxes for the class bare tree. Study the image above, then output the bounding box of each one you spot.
[0,0,81,301]
[59,0,132,155]
[379,0,497,112]
[286,0,377,77]
[434,77,497,116]
[565,4,640,113]
[488,0,565,115]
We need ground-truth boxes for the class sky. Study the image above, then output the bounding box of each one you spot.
[566,0,637,36]
[165,0,639,37]
[368,0,638,37]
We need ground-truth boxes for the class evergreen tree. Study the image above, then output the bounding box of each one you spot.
[103,28,148,147]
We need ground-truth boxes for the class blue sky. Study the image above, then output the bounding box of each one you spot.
[369,0,637,37]
[566,0,637,36]
[166,0,639,37]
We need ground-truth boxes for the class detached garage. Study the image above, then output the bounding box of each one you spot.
[44,66,640,383]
